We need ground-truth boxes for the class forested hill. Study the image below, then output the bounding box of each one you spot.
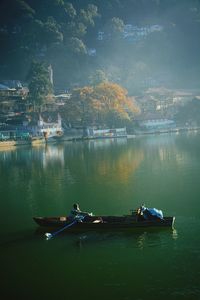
[1,0,200,92]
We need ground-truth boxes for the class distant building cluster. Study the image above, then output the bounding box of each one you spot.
[0,80,28,100]
[87,48,97,56]
[138,119,176,131]
[97,23,163,43]
[0,80,23,90]
[1,75,200,133]
[139,72,172,89]
[123,24,163,43]
[135,87,199,121]
[0,80,29,120]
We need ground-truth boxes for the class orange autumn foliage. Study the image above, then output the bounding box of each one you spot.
[61,82,140,126]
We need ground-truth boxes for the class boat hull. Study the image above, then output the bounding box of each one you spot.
[0,139,31,147]
[33,215,175,232]
[0,140,16,147]
[31,137,45,145]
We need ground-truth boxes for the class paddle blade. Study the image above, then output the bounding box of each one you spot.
[45,233,53,240]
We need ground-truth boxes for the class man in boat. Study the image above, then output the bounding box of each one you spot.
[69,203,92,220]
[69,203,103,223]
[136,204,163,221]
[136,204,146,221]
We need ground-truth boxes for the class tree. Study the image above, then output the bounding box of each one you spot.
[104,17,125,39]
[0,0,99,81]
[60,82,139,127]
[89,69,108,86]
[0,0,35,28]
[65,21,87,38]
[93,82,139,126]
[62,86,95,126]
[109,17,125,34]
[42,17,63,46]
[79,4,99,27]
[64,2,77,19]
[68,37,87,54]
[27,61,53,110]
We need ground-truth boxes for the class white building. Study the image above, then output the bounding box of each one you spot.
[139,119,176,131]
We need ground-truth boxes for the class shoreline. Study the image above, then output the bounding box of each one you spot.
[0,126,200,149]
[133,126,200,137]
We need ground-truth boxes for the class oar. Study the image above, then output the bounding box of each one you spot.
[45,215,85,240]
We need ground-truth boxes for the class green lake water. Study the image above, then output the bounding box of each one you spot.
[0,132,200,300]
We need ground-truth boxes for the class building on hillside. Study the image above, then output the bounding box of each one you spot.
[53,93,72,107]
[87,48,97,56]
[123,24,163,43]
[0,81,28,114]
[83,127,127,139]
[136,96,157,115]
[26,114,63,140]
[97,24,163,43]
[138,119,176,132]
[172,90,195,106]
[97,31,104,40]
[136,88,200,120]
[2,114,63,142]
[0,126,30,141]
[0,80,23,90]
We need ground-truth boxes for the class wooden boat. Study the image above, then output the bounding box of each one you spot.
[31,136,45,146]
[0,140,16,148]
[33,214,175,232]
[0,139,31,147]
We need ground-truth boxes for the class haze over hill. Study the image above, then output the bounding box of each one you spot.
[1,0,200,93]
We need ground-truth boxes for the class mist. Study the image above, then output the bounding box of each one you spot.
[0,0,200,92]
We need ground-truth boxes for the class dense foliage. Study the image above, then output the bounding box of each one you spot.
[0,0,200,92]
[26,61,53,109]
[60,82,139,127]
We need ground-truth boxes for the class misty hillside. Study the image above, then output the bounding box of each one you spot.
[0,0,200,93]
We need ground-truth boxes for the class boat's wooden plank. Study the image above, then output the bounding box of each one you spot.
[33,215,175,229]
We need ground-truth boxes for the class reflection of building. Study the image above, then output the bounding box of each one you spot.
[87,137,127,150]
[42,145,64,168]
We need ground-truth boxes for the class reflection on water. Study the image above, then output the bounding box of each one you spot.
[137,231,147,249]
[1,133,200,300]
[42,145,64,168]
[0,145,16,153]
[1,132,199,218]
[0,139,145,194]
[172,229,178,240]
[62,228,177,252]
[87,137,127,150]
